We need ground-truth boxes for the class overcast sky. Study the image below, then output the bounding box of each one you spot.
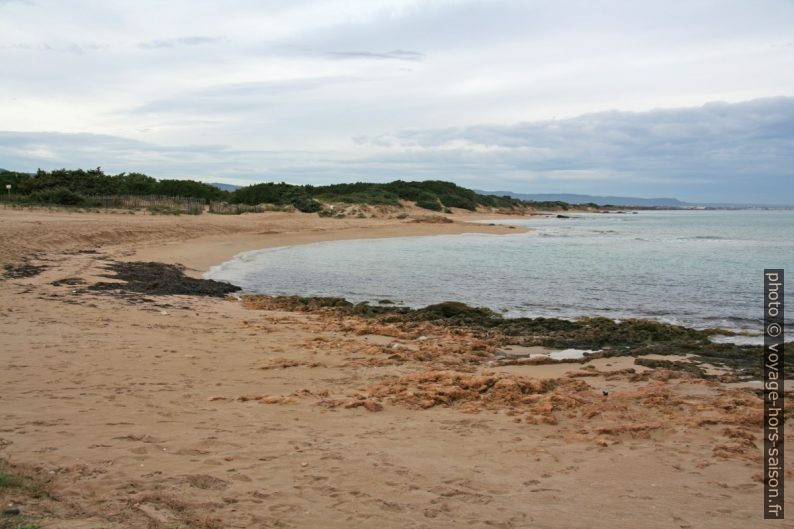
[1,0,793,203]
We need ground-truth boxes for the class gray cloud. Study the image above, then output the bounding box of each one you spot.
[1,1,793,203]
[139,36,225,49]
[327,49,424,61]
[0,131,267,179]
[2,97,792,203]
[133,75,359,115]
[354,97,794,202]
[1,41,106,54]
[0,130,345,180]
[65,42,106,55]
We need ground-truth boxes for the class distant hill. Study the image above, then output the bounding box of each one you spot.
[476,190,686,207]
[230,180,529,212]
[210,182,241,192]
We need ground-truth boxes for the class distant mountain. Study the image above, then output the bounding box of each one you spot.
[210,182,241,192]
[476,191,686,207]
[0,168,34,176]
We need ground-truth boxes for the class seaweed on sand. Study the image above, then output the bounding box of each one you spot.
[241,294,791,379]
[90,261,240,297]
[50,277,85,286]
[405,301,499,323]
[2,260,46,279]
[241,295,352,311]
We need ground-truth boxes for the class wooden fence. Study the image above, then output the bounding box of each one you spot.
[92,195,206,214]
[207,202,264,215]
[0,193,273,216]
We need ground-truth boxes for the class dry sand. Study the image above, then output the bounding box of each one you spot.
[0,207,789,529]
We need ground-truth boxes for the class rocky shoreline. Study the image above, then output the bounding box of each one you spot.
[65,258,791,385]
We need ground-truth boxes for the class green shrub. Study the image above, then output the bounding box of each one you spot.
[415,198,442,211]
[439,194,477,210]
[228,179,537,211]
[2,167,590,213]
[155,179,225,202]
[146,205,182,215]
[208,202,264,215]
[28,186,86,205]
[5,168,228,203]
[0,470,22,488]
[290,195,322,213]
[230,182,296,205]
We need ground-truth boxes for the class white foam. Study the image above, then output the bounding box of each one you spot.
[709,334,763,346]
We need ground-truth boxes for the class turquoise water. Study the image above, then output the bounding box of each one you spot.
[206,210,794,332]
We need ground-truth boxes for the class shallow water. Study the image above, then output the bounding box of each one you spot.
[206,210,794,332]
[548,349,599,360]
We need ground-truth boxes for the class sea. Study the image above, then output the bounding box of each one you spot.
[205,210,794,335]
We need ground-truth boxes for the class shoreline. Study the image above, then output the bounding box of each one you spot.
[0,206,529,273]
[0,207,788,529]
[134,217,528,275]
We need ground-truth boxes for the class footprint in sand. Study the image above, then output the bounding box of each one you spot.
[184,474,229,490]
[268,503,302,514]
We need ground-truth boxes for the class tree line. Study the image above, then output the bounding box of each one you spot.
[0,168,575,212]
[0,168,225,206]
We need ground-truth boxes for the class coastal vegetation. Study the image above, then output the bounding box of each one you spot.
[228,180,530,211]
[0,168,586,213]
[0,462,45,499]
[0,168,225,203]
[0,458,50,529]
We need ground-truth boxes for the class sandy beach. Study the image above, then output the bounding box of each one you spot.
[0,207,524,273]
[0,207,789,529]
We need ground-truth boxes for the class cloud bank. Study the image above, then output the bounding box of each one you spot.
[2,97,791,203]
[0,0,792,203]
